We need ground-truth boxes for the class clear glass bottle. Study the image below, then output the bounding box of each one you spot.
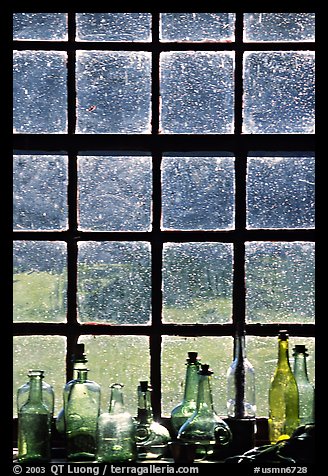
[170,351,201,436]
[96,383,137,463]
[135,380,170,459]
[178,364,232,459]
[64,367,101,460]
[292,345,315,425]
[17,370,52,462]
[268,330,300,444]
[17,369,54,421]
[226,330,256,418]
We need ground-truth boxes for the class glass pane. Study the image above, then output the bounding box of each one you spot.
[76,51,151,134]
[13,241,67,323]
[162,156,235,230]
[162,336,233,417]
[163,243,233,324]
[78,336,150,415]
[13,155,68,231]
[160,13,235,42]
[76,13,151,41]
[13,51,67,134]
[243,51,315,134]
[244,13,315,42]
[247,336,315,417]
[247,157,315,229]
[13,13,67,40]
[13,336,66,416]
[160,52,234,134]
[78,242,151,324]
[246,242,315,323]
[78,156,152,232]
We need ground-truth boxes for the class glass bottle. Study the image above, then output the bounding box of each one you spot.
[178,364,232,459]
[96,383,137,463]
[227,330,256,418]
[64,367,101,460]
[17,370,52,462]
[17,369,54,421]
[170,351,201,436]
[268,330,299,444]
[135,380,170,459]
[292,345,315,425]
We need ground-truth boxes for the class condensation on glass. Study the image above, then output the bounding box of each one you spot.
[247,156,315,229]
[246,336,315,416]
[246,242,315,324]
[13,155,68,231]
[13,336,66,416]
[160,52,234,134]
[162,156,235,230]
[13,13,68,41]
[78,241,151,325]
[162,336,233,417]
[76,13,151,41]
[163,243,233,324]
[76,51,151,134]
[243,51,315,134]
[78,155,152,232]
[244,13,315,42]
[160,13,235,42]
[78,335,150,414]
[13,51,67,134]
[13,241,67,323]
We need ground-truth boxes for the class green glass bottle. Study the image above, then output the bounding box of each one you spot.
[268,331,300,444]
[135,380,170,459]
[18,370,52,462]
[292,345,315,425]
[65,367,101,460]
[96,383,137,463]
[178,364,232,459]
[170,352,201,436]
[17,369,54,423]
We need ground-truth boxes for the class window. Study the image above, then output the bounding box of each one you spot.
[13,11,315,435]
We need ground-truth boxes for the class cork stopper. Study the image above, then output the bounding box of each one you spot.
[198,364,213,376]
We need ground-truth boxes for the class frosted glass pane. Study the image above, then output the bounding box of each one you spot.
[163,243,233,324]
[160,52,234,134]
[13,336,66,416]
[246,242,315,323]
[78,336,150,415]
[13,51,67,134]
[162,156,235,230]
[13,241,67,323]
[78,242,151,324]
[13,13,67,40]
[243,52,315,134]
[244,13,315,42]
[76,51,151,134]
[247,337,315,417]
[13,155,68,231]
[160,13,235,42]
[76,13,151,41]
[247,157,315,229]
[78,156,152,231]
[162,336,233,416]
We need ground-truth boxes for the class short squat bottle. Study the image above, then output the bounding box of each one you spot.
[135,381,170,459]
[170,352,201,436]
[18,370,53,462]
[178,364,232,459]
[96,383,137,463]
[64,367,101,460]
[292,345,315,425]
[268,331,299,444]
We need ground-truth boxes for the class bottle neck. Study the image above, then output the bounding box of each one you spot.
[28,374,43,405]
[137,389,153,424]
[183,363,200,402]
[73,359,88,379]
[76,369,88,383]
[109,386,125,414]
[196,374,215,413]
[234,334,246,361]
[277,338,292,370]
[293,352,310,382]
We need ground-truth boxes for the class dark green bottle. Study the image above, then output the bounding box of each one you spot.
[18,370,52,462]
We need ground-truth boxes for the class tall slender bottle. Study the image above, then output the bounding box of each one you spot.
[17,369,54,422]
[268,331,299,444]
[170,352,201,436]
[292,345,315,425]
[17,370,52,462]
